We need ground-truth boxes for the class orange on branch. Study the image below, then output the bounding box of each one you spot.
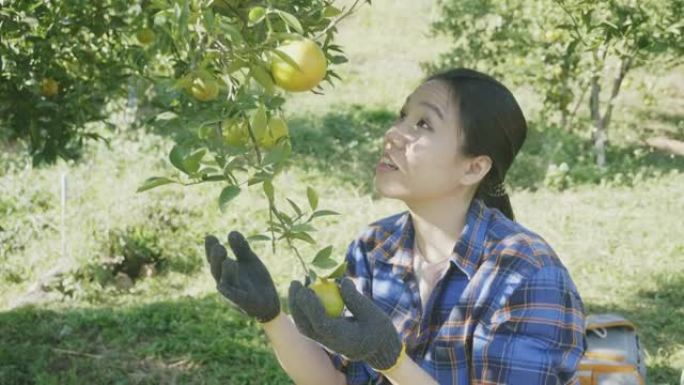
[184,72,220,102]
[223,120,250,147]
[271,38,327,92]
[259,116,289,149]
[41,78,59,97]
[136,28,155,45]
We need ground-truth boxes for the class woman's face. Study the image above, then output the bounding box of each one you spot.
[374,79,490,203]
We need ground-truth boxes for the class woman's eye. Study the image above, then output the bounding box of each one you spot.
[396,111,429,131]
[416,119,430,130]
[394,111,406,125]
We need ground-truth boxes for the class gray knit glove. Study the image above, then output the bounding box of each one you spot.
[205,231,280,323]
[288,277,403,371]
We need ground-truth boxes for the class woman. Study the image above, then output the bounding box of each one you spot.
[204,68,586,385]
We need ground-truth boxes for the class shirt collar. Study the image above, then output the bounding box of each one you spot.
[372,198,490,280]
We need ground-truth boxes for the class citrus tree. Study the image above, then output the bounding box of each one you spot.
[0,1,142,164]
[1,0,372,299]
[427,0,683,168]
[132,0,372,289]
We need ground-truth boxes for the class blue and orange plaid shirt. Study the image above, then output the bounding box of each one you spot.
[324,198,586,385]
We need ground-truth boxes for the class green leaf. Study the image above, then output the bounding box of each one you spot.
[250,106,268,143]
[325,261,348,279]
[312,256,337,269]
[136,177,178,193]
[306,186,318,211]
[201,174,228,182]
[250,64,274,93]
[263,179,274,202]
[183,148,207,175]
[309,209,340,220]
[169,144,189,173]
[286,198,302,217]
[248,6,267,26]
[329,55,348,64]
[218,185,241,212]
[291,223,315,233]
[312,245,335,269]
[278,211,293,226]
[246,234,271,242]
[248,176,264,186]
[261,143,290,166]
[271,48,302,71]
[156,111,178,121]
[276,10,304,34]
[214,155,227,169]
[307,269,318,285]
[290,231,315,244]
[220,20,243,43]
[326,44,344,53]
[199,166,220,174]
[323,5,343,18]
[272,32,305,41]
[203,5,216,31]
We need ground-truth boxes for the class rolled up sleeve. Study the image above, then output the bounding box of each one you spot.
[472,266,586,385]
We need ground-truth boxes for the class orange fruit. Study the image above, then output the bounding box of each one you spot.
[544,29,562,43]
[223,120,250,147]
[259,116,289,149]
[182,72,220,102]
[309,278,344,318]
[137,28,155,45]
[41,78,59,97]
[271,38,327,92]
[248,6,266,24]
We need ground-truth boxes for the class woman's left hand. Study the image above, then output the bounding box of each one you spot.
[288,277,404,371]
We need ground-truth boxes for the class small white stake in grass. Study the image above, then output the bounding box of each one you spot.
[61,172,68,259]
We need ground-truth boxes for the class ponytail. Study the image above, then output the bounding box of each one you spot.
[425,68,527,223]
[475,178,515,221]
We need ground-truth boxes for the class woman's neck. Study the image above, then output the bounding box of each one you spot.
[406,194,472,264]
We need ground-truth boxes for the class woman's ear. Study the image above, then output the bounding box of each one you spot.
[460,155,492,187]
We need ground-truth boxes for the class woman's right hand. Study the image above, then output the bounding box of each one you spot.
[204,230,281,323]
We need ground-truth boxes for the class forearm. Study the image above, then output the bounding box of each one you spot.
[379,350,439,385]
[261,312,346,385]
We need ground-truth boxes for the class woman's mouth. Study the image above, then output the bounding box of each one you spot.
[376,156,399,172]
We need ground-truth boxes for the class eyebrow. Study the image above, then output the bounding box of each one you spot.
[404,96,444,121]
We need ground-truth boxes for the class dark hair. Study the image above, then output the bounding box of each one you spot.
[425,68,527,221]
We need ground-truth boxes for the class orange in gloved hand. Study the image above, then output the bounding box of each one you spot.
[309,278,344,317]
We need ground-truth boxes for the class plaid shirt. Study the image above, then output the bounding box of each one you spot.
[325,198,586,385]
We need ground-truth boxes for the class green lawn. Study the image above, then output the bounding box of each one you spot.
[1,0,683,384]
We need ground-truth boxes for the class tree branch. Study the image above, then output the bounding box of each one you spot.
[600,56,632,131]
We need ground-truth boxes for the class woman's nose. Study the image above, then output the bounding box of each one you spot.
[384,127,407,150]
[383,130,400,151]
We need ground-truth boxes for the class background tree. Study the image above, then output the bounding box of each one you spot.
[427,0,684,168]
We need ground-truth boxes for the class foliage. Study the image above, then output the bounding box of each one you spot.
[1,120,683,382]
[1,0,376,279]
[1,1,683,382]
[427,0,684,166]
[0,1,151,164]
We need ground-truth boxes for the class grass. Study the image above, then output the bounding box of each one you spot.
[0,297,290,385]
[1,0,684,384]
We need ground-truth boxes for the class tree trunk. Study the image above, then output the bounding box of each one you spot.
[589,74,606,168]
[589,53,632,169]
[601,57,632,133]
[567,81,589,133]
